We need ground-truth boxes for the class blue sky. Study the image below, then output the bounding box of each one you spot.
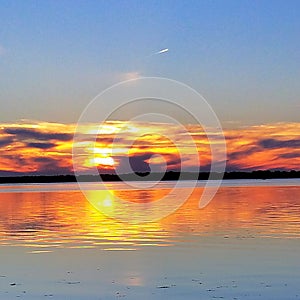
[0,0,299,125]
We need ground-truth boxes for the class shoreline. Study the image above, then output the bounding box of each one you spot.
[0,170,299,184]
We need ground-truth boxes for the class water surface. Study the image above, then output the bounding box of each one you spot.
[0,180,299,299]
[0,179,300,249]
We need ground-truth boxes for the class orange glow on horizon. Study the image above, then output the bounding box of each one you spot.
[0,120,299,174]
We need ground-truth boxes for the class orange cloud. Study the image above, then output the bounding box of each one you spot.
[0,120,299,175]
[225,123,300,170]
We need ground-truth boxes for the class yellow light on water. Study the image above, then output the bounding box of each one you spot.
[102,197,113,207]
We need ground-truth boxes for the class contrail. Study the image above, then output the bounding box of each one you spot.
[145,48,169,59]
[155,48,169,55]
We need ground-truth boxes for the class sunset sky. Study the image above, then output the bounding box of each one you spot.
[0,1,299,175]
[0,120,299,175]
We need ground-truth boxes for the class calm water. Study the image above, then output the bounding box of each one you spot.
[0,180,300,299]
[0,179,300,250]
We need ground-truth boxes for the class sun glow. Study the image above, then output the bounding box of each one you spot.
[93,156,115,167]
[0,120,299,174]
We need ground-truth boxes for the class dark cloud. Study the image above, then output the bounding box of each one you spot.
[225,162,263,172]
[228,147,259,160]
[278,153,300,159]
[0,136,14,147]
[0,170,23,176]
[31,157,72,174]
[4,128,73,141]
[128,153,182,173]
[0,155,72,175]
[113,152,182,174]
[26,142,57,149]
[259,138,300,149]
[33,157,57,164]
[133,144,177,150]
[225,134,242,141]
[96,137,114,144]
[112,153,153,174]
[1,154,27,166]
[129,153,152,173]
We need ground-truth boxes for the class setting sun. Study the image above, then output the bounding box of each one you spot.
[93,156,115,167]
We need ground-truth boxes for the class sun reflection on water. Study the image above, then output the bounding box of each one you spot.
[0,183,299,251]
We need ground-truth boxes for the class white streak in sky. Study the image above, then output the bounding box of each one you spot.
[155,48,169,55]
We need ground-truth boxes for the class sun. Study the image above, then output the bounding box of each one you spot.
[84,147,116,168]
[93,156,115,167]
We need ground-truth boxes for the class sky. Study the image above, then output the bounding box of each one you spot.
[0,0,299,124]
[0,1,299,174]
[0,120,299,175]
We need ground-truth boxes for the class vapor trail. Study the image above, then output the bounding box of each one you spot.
[155,48,169,55]
[147,48,169,57]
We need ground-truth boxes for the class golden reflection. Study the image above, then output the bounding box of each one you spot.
[0,184,299,250]
[88,190,115,213]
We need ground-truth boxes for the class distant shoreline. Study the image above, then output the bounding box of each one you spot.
[0,170,299,184]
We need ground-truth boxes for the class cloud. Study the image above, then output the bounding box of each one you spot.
[259,138,300,149]
[278,153,300,159]
[4,128,73,141]
[30,157,72,175]
[26,142,57,149]
[0,136,14,147]
[129,153,152,173]
[114,152,181,174]
[0,121,74,175]
[112,153,152,174]
[34,157,57,163]
[223,123,300,170]
[0,120,299,175]
[96,137,115,144]
[228,147,259,160]
[119,71,141,81]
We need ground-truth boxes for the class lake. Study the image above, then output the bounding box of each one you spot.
[0,179,300,299]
